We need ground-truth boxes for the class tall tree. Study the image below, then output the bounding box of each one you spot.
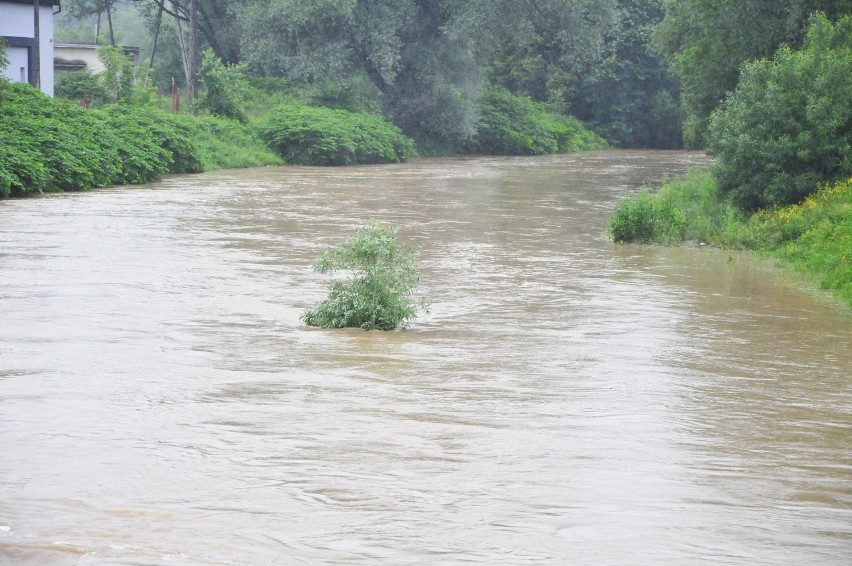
[63,0,117,45]
[654,0,852,148]
[473,0,620,107]
[574,0,683,148]
[239,0,482,143]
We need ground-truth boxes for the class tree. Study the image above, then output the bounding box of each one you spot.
[573,0,683,148]
[654,0,852,148]
[97,44,134,101]
[474,0,620,108]
[0,38,9,74]
[239,0,482,144]
[303,220,430,330]
[63,0,117,45]
[707,13,852,210]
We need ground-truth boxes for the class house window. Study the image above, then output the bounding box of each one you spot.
[20,67,26,83]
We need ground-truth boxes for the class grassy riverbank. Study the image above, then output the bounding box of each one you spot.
[610,171,852,308]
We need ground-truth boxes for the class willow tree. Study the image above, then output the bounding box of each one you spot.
[238,0,482,145]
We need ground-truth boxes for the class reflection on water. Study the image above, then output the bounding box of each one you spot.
[1,151,849,565]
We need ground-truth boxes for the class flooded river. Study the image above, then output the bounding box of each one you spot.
[1,151,850,565]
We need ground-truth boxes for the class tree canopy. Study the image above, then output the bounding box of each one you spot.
[53,0,852,152]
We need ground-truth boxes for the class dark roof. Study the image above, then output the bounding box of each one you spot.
[1,1,62,7]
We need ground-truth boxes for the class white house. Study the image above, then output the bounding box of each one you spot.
[54,43,141,74]
[0,0,60,96]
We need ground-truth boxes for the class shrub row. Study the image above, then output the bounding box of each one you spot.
[261,104,416,166]
[0,81,197,196]
[0,81,280,197]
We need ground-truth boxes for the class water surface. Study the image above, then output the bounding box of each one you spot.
[1,152,850,565]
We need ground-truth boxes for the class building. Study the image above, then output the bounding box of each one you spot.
[0,0,60,96]
[54,43,141,74]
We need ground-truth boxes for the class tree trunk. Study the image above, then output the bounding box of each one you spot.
[173,1,191,92]
[105,0,115,46]
[32,0,40,89]
[188,0,199,103]
[144,3,164,85]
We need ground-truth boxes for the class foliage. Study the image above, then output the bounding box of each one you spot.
[196,49,248,122]
[0,82,122,196]
[174,113,282,170]
[303,220,430,330]
[0,37,9,73]
[573,0,683,148]
[239,0,482,144]
[0,81,278,198]
[467,89,607,155]
[55,70,110,105]
[610,169,742,244]
[261,104,416,165]
[609,189,688,244]
[653,0,852,148]
[745,179,852,304]
[98,45,135,102]
[608,171,852,307]
[475,0,619,107]
[707,14,852,210]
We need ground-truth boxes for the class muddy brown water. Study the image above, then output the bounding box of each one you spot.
[1,151,850,565]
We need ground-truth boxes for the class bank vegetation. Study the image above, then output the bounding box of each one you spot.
[610,14,851,307]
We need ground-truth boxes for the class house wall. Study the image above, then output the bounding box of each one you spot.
[54,44,103,72]
[0,2,55,95]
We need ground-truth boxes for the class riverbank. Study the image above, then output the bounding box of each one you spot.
[1,80,609,199]
[609,170,852,308]
[0,81,281,198]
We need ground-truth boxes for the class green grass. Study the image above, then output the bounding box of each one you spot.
[609,171,852,308]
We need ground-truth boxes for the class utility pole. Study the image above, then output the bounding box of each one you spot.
[32,0,40,89]
[188,0,199,103]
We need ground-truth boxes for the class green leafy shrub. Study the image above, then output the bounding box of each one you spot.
[197,49,249,123]
[261,104,416,165]
[467,89,608,155]
[303,220,430,330]
[0,82,121,195]
[175,113,282,170]
[607,171,852,307]
[707,14,852,211]
[609,191,688,244]
[97,45,135,102]
[55,70,110,105]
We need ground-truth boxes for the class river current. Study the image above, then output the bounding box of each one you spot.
[1,151,850,565]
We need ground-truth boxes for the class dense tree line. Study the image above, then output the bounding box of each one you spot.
[55,1,851,152]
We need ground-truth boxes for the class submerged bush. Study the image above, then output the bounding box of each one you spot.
[467,89,608,155]
[609,191,688,244]
[608,171,851,307]
[303,220,430,330]
[262,104,416,165]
